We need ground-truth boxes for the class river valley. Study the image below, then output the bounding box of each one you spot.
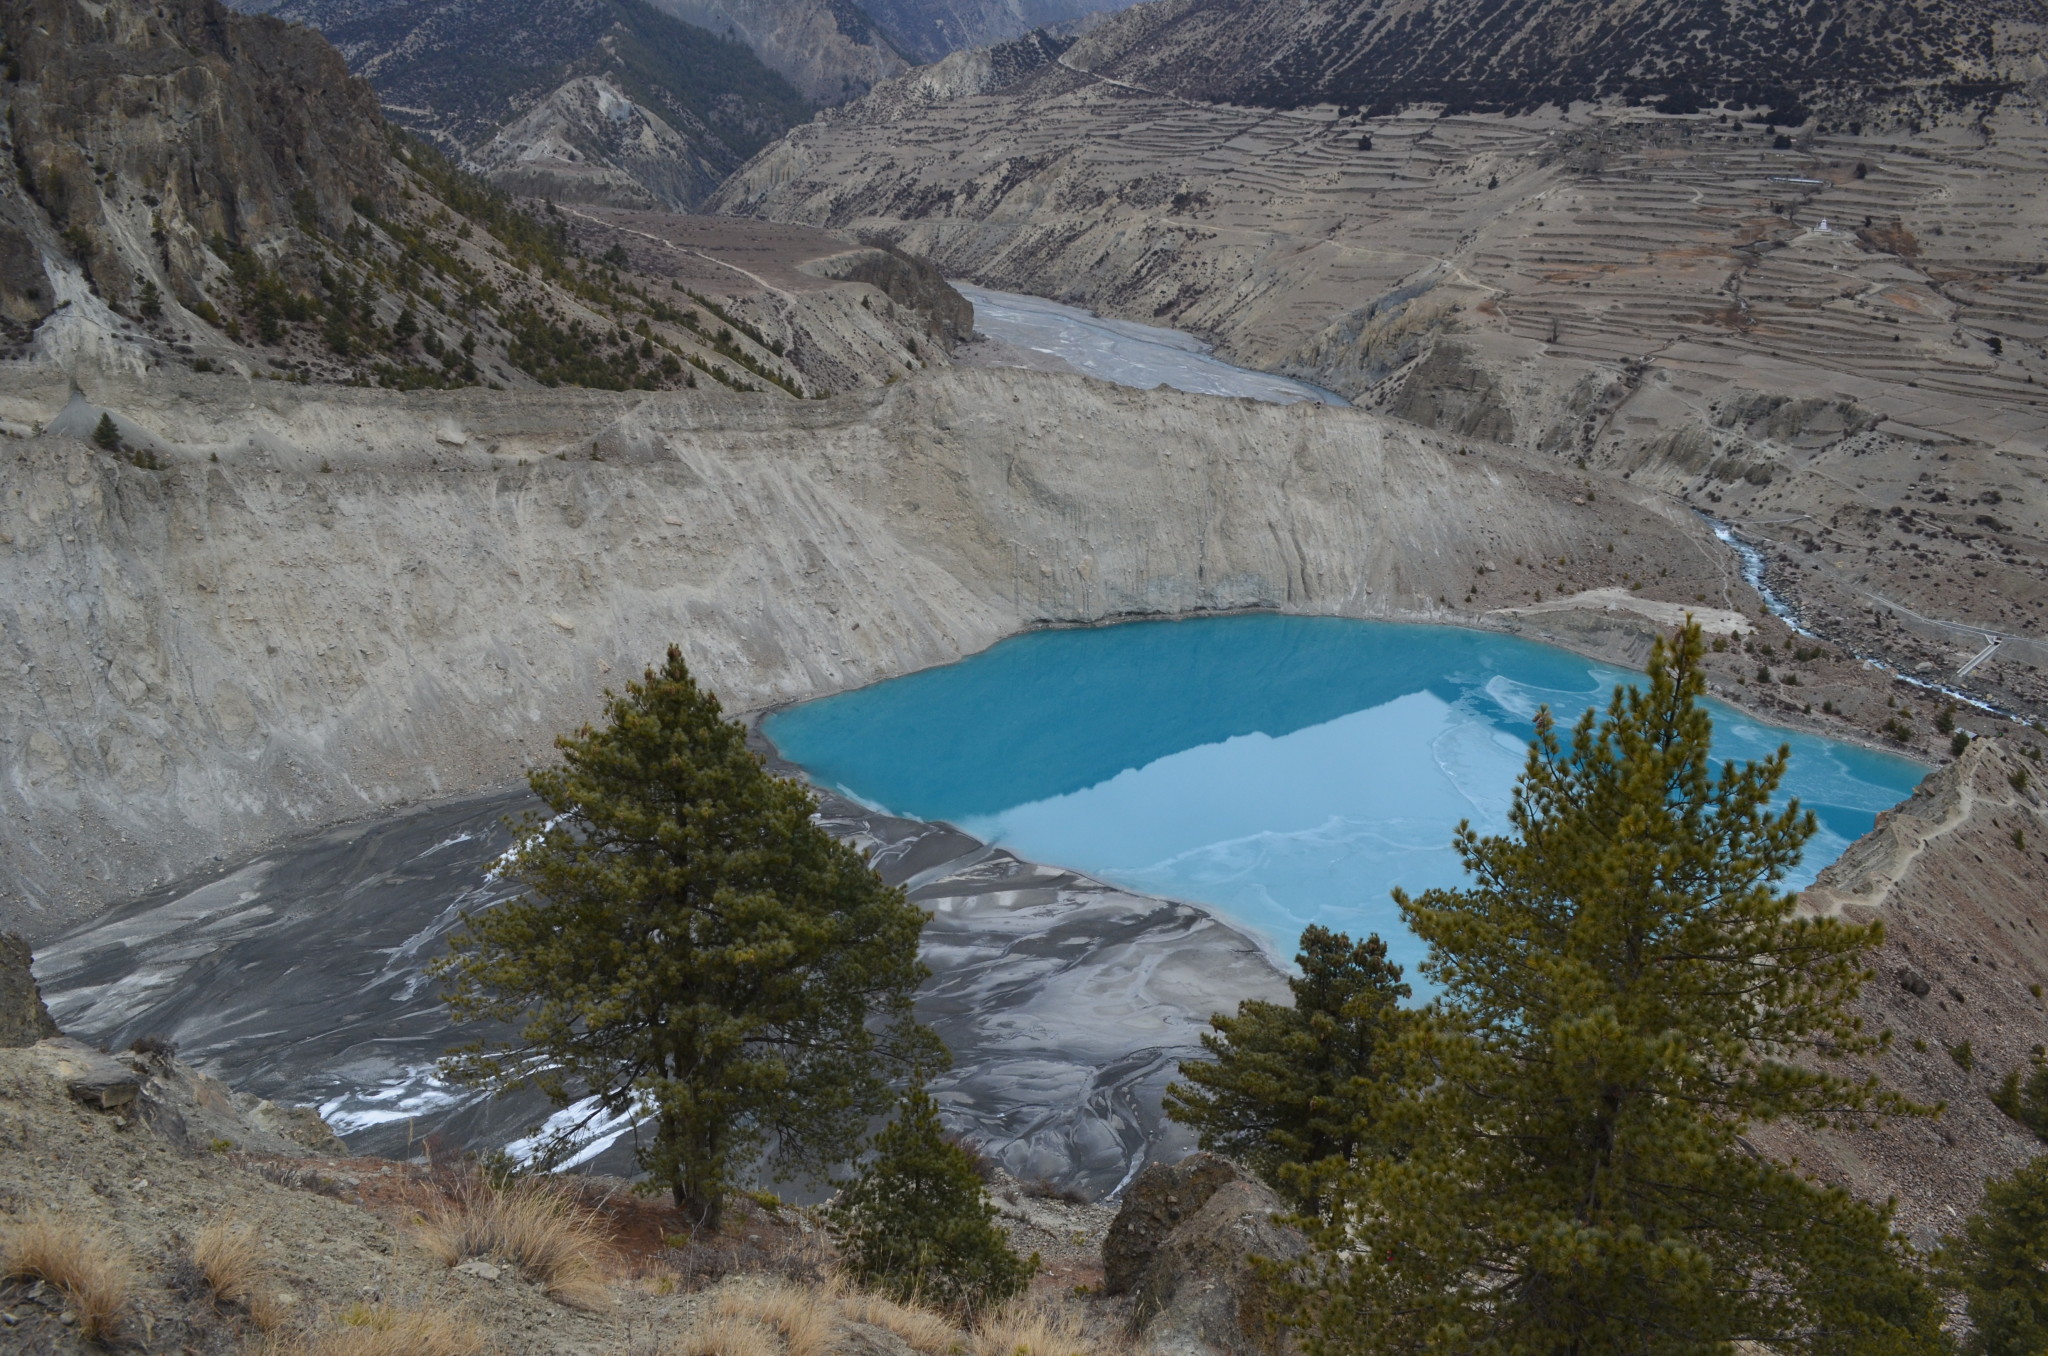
[3,286,1969,1200]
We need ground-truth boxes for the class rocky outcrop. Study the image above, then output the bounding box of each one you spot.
[122,1043,350,1156]
[1,926,344,1153]
[1104,1152,1249,1295]
[1,0,389,324]
[0,934,59,1047]
[1105,1154,1306,1356]
[0,361,1732,934]
[801,242,974,348]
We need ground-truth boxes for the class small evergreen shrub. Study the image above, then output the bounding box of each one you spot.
[1992,1056,2048,1142]
[829,1085,1032,1315]
[1945,1154,2048,1356]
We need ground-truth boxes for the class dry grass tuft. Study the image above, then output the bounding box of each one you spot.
[280,1303,488,1356]
[193,1213,266,1305]
[714,1276,839,1356]
[972,1296,1095,1356]
[248,1287,296,1334]
[838,1285,964,1355]
[414,1176,612,1308]
[663,1312,783,1356]
[1,1208,134,1340]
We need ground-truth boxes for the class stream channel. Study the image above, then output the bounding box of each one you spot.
[33,297,1921,1200]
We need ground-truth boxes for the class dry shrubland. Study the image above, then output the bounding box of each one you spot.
[275,1302,489,1356]
[714,1276,840,1356]
[193,1212,267,1305]
[970,1296,1097,1356]
[836,1284,964,1355]
[665,1275,1106,1356]
[1,1208,136,1340]
[414,1176,614,1308]
[665,1310,786,1356]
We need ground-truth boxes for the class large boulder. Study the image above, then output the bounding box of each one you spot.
[1105,1154,1309,1356]
[0,933,60,1047]
[1104,1152,1250,1295]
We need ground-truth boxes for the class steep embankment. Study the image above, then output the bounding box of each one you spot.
[1762,736,2048,1244]
[0,363,1732,935]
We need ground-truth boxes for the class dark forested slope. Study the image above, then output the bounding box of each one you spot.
[236,0,810,160]
[1065,0,2048,121]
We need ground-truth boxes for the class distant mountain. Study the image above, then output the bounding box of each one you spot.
[242,0,907,110]
[856,0,1132,65]
[467,74,744,209]
[640,0,909,102]
[1060,0,2048,121]
[229,0,814,206]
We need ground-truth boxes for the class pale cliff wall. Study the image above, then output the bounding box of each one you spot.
[0,362,1725,934]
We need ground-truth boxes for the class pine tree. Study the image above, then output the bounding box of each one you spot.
[434,646,942,1229]
[828,1082,1033,1315]
[91,412,120,451]
[1990,1052,2048,1142]
[1945,1154,2048,1356]
[1297,623,1949,1356]
[1165,926,1409,1207]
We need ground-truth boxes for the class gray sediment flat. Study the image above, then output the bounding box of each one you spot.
[33,744,1286,1198]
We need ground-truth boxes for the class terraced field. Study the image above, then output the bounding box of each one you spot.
[717,64,2048,711]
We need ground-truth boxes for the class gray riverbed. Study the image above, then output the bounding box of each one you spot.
[953,284,1348,406]
[33,745,1286,1196]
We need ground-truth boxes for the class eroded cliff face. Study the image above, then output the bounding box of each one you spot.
[0,0,389,327]
[0,361,1730,935]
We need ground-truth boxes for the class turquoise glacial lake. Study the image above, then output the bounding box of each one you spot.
[764,616,1925,973]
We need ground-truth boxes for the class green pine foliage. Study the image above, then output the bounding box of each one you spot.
[1295,623,1949,1356]
[433,646,943,1229]
[91,412,120,451]
[1165,926,1409,1207]
[1945,1155,2048,1356]
[829,1083,1034,1315]
[1991,1053,2048,1142]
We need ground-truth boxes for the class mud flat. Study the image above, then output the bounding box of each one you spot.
[32,761,1286,1197]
